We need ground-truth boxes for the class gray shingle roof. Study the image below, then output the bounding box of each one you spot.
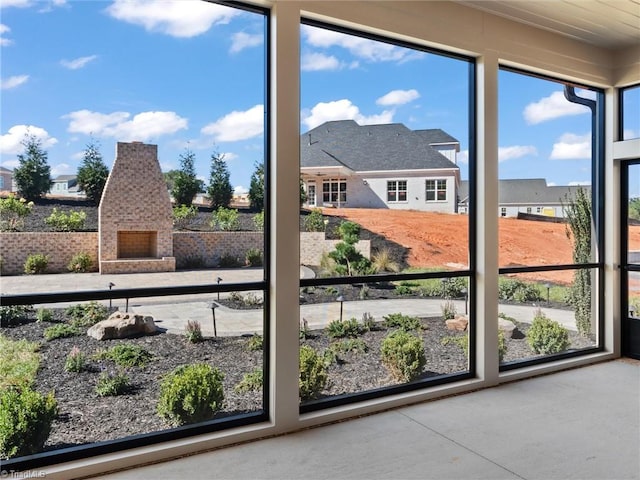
[301,120,459,172]
[458,179,591,204]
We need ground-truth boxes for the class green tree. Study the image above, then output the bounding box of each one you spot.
[206,151,233,209]
[328,221,373,276]
[629,197,640,221]
[76,140,109,205]
[163,170,180,192]
[172,147,203,206]
[564,187,592,336]
[248,162,264,211]
[13,135,52,201]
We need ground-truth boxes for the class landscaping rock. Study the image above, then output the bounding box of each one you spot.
[445,316,468,331]
[498,318,517,338]
[87,312,157,340]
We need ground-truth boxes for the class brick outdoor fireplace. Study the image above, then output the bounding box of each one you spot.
[98,142,176,274]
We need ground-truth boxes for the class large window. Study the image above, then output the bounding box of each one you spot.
[620,85,640,141]
[426,179,447,201]
[387,180,407,202]
[0,1,269,470]
[323,178,347,204]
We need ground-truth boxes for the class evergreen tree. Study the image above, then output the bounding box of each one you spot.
[248,162,264,211]
[206,151,233,209]
[172,147,203,206]
[13,135,52,201]
[76,140,109,205]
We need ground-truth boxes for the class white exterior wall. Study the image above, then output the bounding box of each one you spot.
[499,205,564,217]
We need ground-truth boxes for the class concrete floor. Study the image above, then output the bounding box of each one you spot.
[93,359,639,480]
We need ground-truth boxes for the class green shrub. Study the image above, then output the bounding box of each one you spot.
[36,307,53,323]
[218,254,242,268]
[0,305,34,327]
[245,248,263,267]
[361,312,377,331]
[441,300,457,320]
[67,252,93,273]
[44,324,80,341]
[24,253,49,274]
[184,320,203,343]
[157,363,225,426]
[381,330,426,382]
[253,210,264,231]
[172,204,198,230]
[383,312,421,332]
[326,317,364,339]
[328,220,373,276]
[234,368,263,393]
[45,208,86,231]
[210,206,240,231]
[95,371,130,397]
[299,345,327,401]
[303,208,325,232]
[95,344,152,368]
[0,386,57,459]
[498,277,543,303]
[246,334,263,351]
[441,334,469,357]
[0,194,33,232]
[0,335,40,389]
[64,346,86,373]
[328,338,368,355]
[526,310,570,354]
[394,284,413,295]
[65,301,108,327]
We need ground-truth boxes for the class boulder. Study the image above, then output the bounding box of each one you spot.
[498,318,517,338]
[446,316,468,331]
[87,312,157,340]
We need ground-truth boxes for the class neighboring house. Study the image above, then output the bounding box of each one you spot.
[50,175,82,197]
[300,120,461,213]
[457,178,591,217]
[0,166,13,192]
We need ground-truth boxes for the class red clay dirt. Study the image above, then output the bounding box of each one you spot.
[322,208,640,285]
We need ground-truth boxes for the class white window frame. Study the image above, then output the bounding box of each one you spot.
[387,180,407,203]
[426,179,447,202]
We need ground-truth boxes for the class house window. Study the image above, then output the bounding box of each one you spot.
[387,180,407,202]
[0,177,4,189]
[426,179,447,201]
[323,178,347,204]
[526,207,532,214]
[536,207,542,213]
[307,183,316,206]
[501,207,507,217]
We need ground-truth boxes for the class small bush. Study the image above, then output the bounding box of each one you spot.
[328,338,368,355]
[36,308,53,323]
[441,300,457,320]
[0,305,34,327]
[44,324,80,341]
[394,284,414,296]
[157,363,225,426]
[0,335,40,389]
[234,368,263,393]
[303,208,325,232]
[0,386,57,459]
[96,344,152,368]
[210,207,240,231]
[383,312,421,332]
[371,247,400,273]
[299,345,327,401]
[253,210,264,231]
[326,317,364,339]
[45,208,86,232]
[498,277,543,303]
[184,320,203,343]
[180,255,206,269]
[245,248,263,267]
[526,310,570,354]
[65,301,108,327]
[0,194,33,232]
[361,312,377,331]
[246,334,263,351]
[24,254,49,275]
[441,334,469,357]
[172,204,198,230]
[67,252,93,273]
[95,371,130,397]
[381,330,426,382]
[218,254,242,268]
[300,318,310,340]
[64,346,86,373]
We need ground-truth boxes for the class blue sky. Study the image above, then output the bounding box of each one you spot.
[1,0,638,194]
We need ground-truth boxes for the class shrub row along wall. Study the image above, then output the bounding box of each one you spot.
[0,232,370,275]
[0,232,99,275]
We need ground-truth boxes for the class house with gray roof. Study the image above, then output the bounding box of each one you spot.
[49,175,81,197]
[300,120,461,212]
[457,178,591,218]
[0,166,13,192]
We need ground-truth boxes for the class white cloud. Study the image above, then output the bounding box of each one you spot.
[201,105,264,142]
[51,163,72,176]
[0,24,13,46]
[1,0,66,10]
[457,149,469,164]
[524,91,589,125]
[376,89,420,106]
[302,99,394,130]
[60,55,98,70]
[1,74,29,90]
[230,32,262,54]
[64,109,188,141]
[623,129,639,140]
[2,159,19,169]
[105,0,239,38]
[498,145,537,162]
[301,52,342,72]
[302,25,411,63]
[550,133,591,160]
[234,185,248,195]
[0,125,58,154]
[0,0,32,8]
